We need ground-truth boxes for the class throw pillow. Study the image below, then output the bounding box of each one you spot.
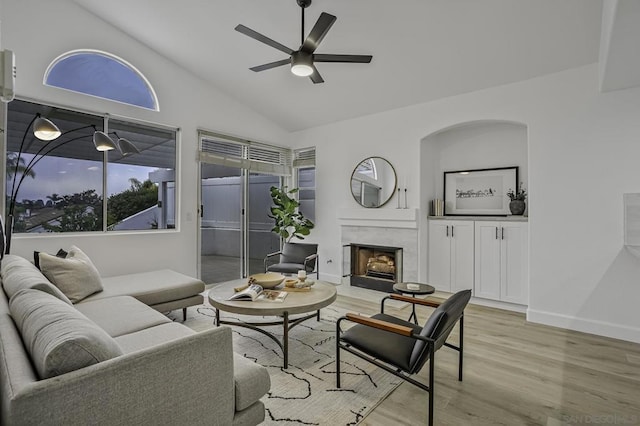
[38,245,103,303]
[9,288,123,379]
[0,255,72,305]
[33,248,68,269]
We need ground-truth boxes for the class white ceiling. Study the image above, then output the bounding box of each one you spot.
[73,0,603,132]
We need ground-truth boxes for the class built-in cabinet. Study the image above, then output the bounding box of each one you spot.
[427,220,474,293]
[428,218,528,306]
[474,221,528,305]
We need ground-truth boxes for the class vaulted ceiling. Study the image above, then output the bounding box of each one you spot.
[73,0,604,131]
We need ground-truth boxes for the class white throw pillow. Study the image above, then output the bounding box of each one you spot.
[38,245,103,303]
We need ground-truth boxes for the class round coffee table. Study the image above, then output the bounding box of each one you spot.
[208,279,337,368]
[393,282,436,324]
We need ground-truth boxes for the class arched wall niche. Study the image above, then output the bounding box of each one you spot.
[418,119,529,281]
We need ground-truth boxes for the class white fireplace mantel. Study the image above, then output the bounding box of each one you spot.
[337,208,418,229]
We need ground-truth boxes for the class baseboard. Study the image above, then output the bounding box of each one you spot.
[319,272,342,284]
[470,297,527,313]
[527,308,640,344]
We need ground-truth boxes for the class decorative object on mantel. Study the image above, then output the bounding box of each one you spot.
[350,156,397,208]
[397,187,408,209]
[444,166,518,216]
[507,182,527,215]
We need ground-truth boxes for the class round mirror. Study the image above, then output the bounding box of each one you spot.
[350,157,397,208]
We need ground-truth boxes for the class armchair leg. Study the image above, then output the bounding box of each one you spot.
[336,321,342,388]
[459,315,464,381]
[428,347,435,426]
[183,307,187,321]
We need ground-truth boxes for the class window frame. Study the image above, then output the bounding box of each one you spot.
[43,49,160,111]
[2,97,179,236]
[293,147,316,223]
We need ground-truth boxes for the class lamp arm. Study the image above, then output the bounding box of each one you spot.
[9,133,96,213]
[8,114,39,210]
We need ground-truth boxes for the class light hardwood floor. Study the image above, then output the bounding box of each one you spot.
[332,291,640,425]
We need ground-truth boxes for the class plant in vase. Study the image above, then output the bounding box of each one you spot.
[507,183,527,215]
[268,186,315,242]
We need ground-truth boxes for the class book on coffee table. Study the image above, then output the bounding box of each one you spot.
[228,284,288,302]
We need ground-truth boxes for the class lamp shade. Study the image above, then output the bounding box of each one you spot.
[93,131,117,151]
[291,51,313,77]
[33,117,61,141]
[117,137,140,156]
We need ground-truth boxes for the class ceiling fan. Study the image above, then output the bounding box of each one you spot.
[235,0,373,84]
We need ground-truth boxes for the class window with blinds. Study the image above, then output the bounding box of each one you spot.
[294,147,316,222]
[198,131,291,176]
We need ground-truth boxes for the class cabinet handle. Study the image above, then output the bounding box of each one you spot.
[496,227,498,239]
[501,227,505,240]
[446,225,449,237]
[451,225,454,237]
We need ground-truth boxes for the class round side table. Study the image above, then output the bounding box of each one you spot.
[393,282,436,324]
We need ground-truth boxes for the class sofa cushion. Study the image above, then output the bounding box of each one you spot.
[233,354,271,411]
[75,296,172,337]
[9,289,122,379]
[1,254,72,304]
[81,269,205,306]
[38,245,103,303]
[114,322,195,354]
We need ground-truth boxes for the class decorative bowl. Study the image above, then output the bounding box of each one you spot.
[284,278,298,288]
[249,272,285,289]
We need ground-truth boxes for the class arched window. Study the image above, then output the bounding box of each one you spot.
[44,50,159,111]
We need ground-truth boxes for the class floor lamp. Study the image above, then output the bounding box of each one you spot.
[4,113,139,254]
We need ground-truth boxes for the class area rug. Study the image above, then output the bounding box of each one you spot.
[170,299,402,425]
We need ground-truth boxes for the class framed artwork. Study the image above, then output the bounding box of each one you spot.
[444,166,518,216]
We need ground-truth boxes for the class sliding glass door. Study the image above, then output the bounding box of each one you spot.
[200,165,281,284]
[248,173,281,276]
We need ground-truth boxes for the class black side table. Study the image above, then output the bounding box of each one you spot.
[393,282,436,324]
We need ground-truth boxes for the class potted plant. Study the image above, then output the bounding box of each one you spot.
[507,183,527,215]
[268,186,315,242]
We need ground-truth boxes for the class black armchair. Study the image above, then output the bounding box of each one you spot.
[264,242,319,278]
[336,289,471,426]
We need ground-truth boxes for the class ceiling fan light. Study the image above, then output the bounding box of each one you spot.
[291,51,313,77]
[33,117,61,141]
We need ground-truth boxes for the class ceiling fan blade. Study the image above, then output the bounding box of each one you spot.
[235,24,294,55]
[250,59,291,72]
[314,54,373,63]
[309,66,324,84]
[301,12,337,53]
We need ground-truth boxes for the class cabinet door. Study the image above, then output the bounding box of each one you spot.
[450,221,474,292]
[474,221,501,299]
[501,222,529,304]
[428,221,451,292]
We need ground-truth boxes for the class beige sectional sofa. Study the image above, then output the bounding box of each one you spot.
[0,254,270,425]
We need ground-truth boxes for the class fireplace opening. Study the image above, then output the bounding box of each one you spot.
[346,243,403,293]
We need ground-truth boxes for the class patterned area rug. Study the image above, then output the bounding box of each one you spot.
[172,299,401,425]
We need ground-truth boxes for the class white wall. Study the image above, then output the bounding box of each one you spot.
[0,0,287,277]
[289,64,640,343]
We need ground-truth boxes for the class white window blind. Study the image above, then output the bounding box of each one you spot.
[199,130,291,176]
[293,147,316,168]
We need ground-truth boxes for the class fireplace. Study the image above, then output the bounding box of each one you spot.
[346,243,403,293]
